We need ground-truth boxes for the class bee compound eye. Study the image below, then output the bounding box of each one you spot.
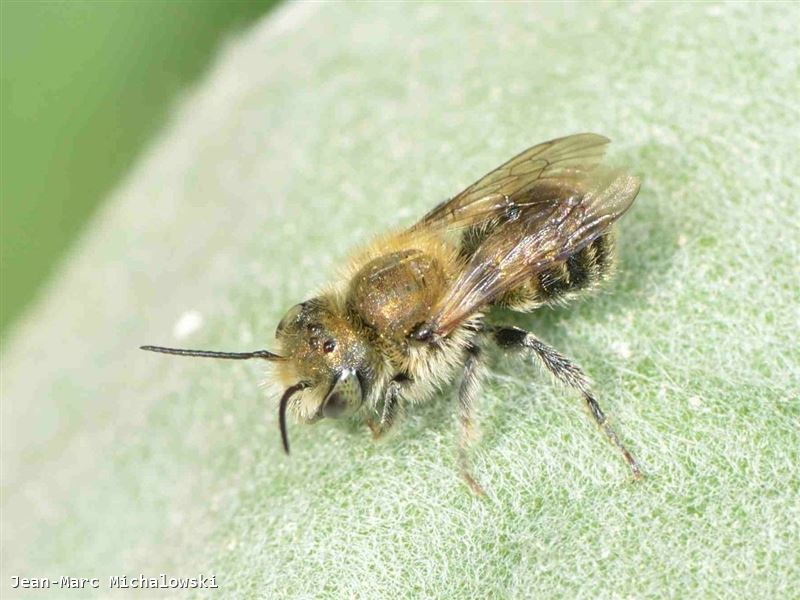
[322,392,347,419]
[321,369,362,419]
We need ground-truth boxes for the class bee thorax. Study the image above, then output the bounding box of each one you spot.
[349,249,446,339]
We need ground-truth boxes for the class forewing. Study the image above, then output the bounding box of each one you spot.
[412,133,611,233]
[428,170,641,336]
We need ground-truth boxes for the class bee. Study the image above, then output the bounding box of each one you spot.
[142,133,643,493]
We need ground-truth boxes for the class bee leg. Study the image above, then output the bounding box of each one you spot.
[458,343,489,496]
[491,326,643,480]
[368,374,407,440]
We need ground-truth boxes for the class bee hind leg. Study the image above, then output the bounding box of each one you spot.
[491,326,642,480]
[457,343,489,496]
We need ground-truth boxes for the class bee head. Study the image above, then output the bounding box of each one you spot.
[274,298,372,424]
[140,296,374,455]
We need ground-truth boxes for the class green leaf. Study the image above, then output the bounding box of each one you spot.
[4,3,799,598]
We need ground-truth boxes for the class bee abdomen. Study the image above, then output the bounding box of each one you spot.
[497,233,615,311]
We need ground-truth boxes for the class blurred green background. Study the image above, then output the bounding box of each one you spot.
[1,1,277,336]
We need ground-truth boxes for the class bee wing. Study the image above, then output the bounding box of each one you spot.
[426,169,640,336]
[412,133,612,233]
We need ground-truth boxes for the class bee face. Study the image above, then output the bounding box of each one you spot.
[275,299,372,421]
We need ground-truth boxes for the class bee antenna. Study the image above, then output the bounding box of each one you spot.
[279,382,311,455]
[140,345,283,361]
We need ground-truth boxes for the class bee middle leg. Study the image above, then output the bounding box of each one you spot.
[490,326,642,480]
[457,343,489,496]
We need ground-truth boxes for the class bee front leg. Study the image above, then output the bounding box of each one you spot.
[491,326,643,480]
[458,343,489,496]
[367,374,407,440]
